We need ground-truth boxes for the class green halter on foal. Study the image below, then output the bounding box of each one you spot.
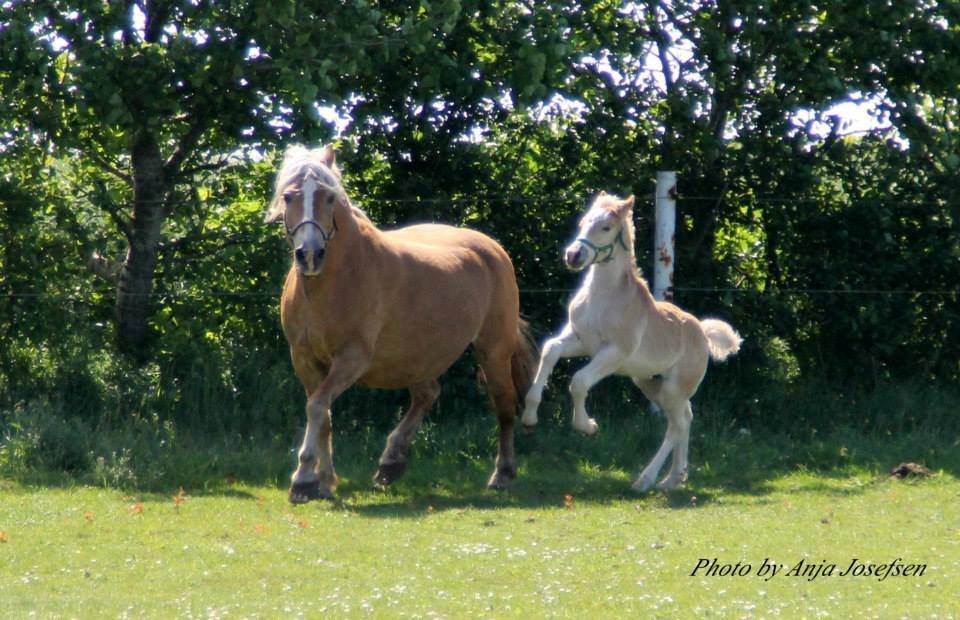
[577,228,630,265]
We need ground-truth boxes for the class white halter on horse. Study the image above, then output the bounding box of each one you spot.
[522,192,742,492]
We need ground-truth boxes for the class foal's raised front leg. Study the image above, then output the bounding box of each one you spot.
[290,345,370,504]
[521,325,584,429]
[568,345,626,435]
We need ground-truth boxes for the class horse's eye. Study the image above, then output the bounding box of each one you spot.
[283,192,294,203]
[327,194,334,205]
[602,226,612,232]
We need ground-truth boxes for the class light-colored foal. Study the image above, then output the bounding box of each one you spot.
[521,192,741,492]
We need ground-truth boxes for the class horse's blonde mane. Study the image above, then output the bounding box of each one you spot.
[265,145,370,223]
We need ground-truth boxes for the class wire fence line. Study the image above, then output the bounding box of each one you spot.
[2,193,956,209]
[3,286,957,303]
[4,190,956,305]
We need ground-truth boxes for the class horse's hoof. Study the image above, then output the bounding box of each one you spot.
[574,418,599,436]
[486,468,517,490]
[373,461,407,486]
[288,480,333,504]
[520,423,537,435]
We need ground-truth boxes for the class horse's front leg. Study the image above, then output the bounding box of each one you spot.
[521,325,584,429]
[568,345,626,435]
[290,346,370,504]
[373,379,441,486]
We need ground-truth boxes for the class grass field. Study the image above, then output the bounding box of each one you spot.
[2,420,958,618]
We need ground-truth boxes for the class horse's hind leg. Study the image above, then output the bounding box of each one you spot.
[630,378,679,493]
[373,379,441,486]
[654,349,705,490]
[658,401,693,490]
[632,404,682,493]
[475,343,520,489]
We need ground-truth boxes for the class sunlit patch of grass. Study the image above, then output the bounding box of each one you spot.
[3,382,959,616]
[1,466,957,618]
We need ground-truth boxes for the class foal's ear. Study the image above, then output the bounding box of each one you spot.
[319,144,342,180]
[615,194,635,217]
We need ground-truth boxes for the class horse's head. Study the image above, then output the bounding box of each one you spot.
[565,192,635,271]
[265,145,345,277]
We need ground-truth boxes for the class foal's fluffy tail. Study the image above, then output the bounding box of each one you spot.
[510,319,539,412]
[700,319,743,362]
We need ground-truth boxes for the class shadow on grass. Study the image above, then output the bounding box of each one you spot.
[4,414,957,514]
[310,421,960,518]
[292,457,728,518]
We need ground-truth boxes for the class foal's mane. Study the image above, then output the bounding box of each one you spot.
[593,194,644,284]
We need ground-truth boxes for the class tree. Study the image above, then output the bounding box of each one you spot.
[0,0,383,355]
[1,0,604,357]
[2,0,958,398]
[556,0,960,284]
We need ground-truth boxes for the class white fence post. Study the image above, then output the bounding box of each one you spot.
[653,171,677,302]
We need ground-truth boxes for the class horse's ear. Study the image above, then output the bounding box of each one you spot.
[319,144,336,166]
[264,197,285,223]
[319,144,342,179]
[616,194,635,216]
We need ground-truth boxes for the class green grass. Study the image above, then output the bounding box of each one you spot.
[2,423,959,618]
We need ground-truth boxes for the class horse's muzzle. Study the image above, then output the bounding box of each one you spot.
[295,244,326,276]
[564,244,587,272]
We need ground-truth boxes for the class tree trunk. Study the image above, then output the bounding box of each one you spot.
[115,130,167,357]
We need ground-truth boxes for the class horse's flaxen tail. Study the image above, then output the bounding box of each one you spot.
[700,319,743,362]
[510,319,539,413]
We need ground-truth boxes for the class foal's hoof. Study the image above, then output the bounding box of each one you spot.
[657,473,688,491]
[373,461,407,487]
[631,476,657,494]
[288,480,334,504]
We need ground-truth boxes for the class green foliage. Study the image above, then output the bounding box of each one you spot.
[1,0,958,457]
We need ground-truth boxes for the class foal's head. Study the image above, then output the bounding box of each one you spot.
[265,145,345,276]
[565,192,635,271]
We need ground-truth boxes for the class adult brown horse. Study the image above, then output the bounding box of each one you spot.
[264,145,536,503]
